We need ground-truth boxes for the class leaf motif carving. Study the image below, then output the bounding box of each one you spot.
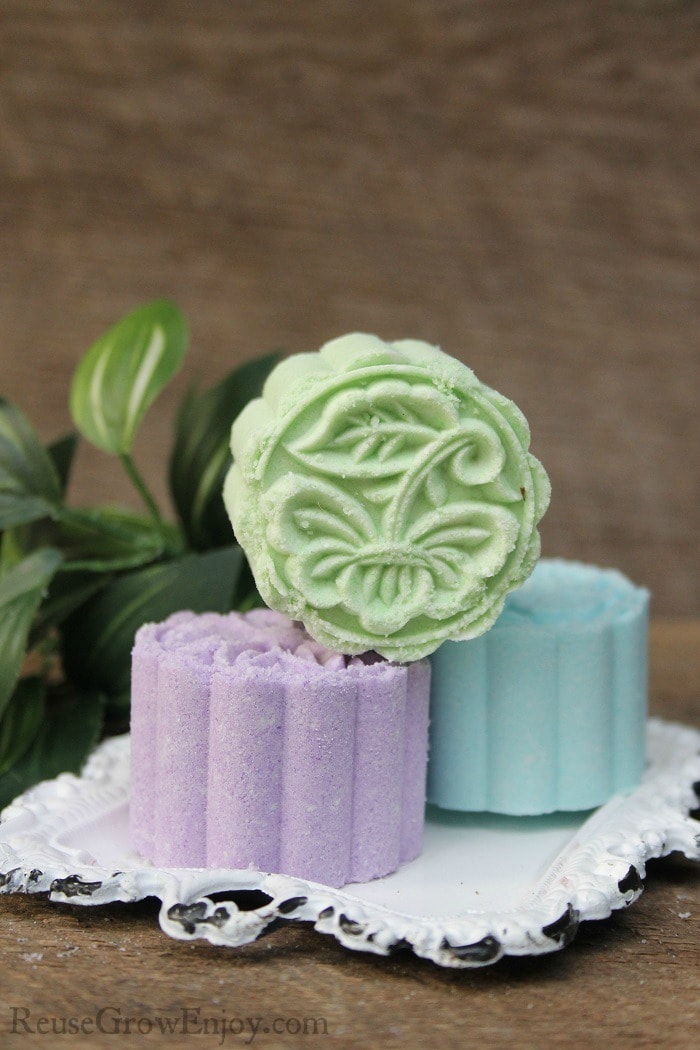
[336,558,436,634]
[233,334,551,659]
[478,475,526,504]
[379,564,400,606]
[422,549,461,588]
[406,501,520,580]
[362,479,397,506]
[449,421,506,487]
[309,552,351,580]
[288,381,460,479]
[268,478,377,556]
[425,469,449,508]
[291,507,362,546]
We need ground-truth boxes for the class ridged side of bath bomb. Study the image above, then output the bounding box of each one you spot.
[129,608,430,887]
[224,334,550,661]
[427,559,649,815]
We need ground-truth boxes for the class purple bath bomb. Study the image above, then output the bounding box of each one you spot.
[129,609,430,886]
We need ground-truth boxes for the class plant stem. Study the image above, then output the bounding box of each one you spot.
[119,453,165,530]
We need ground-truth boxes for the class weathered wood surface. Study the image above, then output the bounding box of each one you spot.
[0,0,698,614]
[0,621,698,1048]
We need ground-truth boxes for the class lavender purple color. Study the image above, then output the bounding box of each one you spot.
[129,609,430,887]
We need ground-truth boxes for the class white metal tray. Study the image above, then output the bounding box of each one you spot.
[1,718,698,969]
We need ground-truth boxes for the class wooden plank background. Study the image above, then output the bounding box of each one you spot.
[0,0,698,620]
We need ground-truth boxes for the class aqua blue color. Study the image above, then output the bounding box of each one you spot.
[427,559,650,814]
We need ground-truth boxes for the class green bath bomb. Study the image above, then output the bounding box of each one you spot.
[224,334,550,662]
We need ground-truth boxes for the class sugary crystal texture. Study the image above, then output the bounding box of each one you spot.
[129,609,430,886]
[225,334,550,661]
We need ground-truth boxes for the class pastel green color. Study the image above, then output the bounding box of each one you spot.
[427,559,650,814]
[224,333,550,662]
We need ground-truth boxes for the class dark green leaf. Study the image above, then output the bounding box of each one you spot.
[0,683,105,811]
[0,515,61,579]
[0,399,62,528]
[70,300,188,455]
[169,353,281,549]
[101,689,131,715]
[61,545,244,701]
[31,571,109,640]
[0,431,78,578]
[0,432,75,575]
[54,506,179,572]
[231,558,264,611]
[0,677,45,776]
[236,585,267,612]
[2,504,181,583]
[0,524,32,576]
[48,432,79,496]
[0,548,62,720]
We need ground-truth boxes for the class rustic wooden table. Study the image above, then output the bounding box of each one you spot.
[1,622,698,1048]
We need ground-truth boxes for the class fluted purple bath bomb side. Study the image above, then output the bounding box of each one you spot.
[129,610,431,886]
[278,665,358,886]
[401,659,432,861]
[129,623,161,858]
[152,643,216,867]
[207,658,286,872]
[349,662,407,882]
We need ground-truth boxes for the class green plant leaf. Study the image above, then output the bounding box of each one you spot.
[0,433,77,577]
[0,524,32,576]
[169,353,281,549]
[54,506,179,572]
[0,677,45,776]
[0,399,63,528]
[0,547,63,721]
[236,579,267,612]
[48,432,79,496]
[70,300,188,455]
[30,572,110,640]
[0,683,105,810]
[2,504,180,584]
[0,514,62,579]
[61,545,244,703]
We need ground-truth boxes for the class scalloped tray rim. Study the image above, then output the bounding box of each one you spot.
[1,717,699,969]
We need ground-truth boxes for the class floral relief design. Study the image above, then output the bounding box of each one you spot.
[229,337,550,660]
[268,477,519,636]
